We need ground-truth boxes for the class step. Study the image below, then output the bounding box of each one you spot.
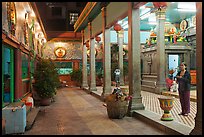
[25,107,40,131]
[26,105,32,115]
[132,109,193,135]
[142,75,157,81]
[141,80,156,86]
[141,85,156,93]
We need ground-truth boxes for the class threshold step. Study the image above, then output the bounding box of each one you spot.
[25,107,40,131]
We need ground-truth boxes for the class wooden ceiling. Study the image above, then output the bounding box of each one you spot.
[34,2,87,41]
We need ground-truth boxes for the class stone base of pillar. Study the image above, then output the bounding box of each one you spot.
[81,83,88,89]
[127,96,145,116]
[89,87,97,92]
[127,103,145,117]
[130,102,145,110]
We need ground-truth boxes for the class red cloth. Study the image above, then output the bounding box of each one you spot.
[166,78,173,90]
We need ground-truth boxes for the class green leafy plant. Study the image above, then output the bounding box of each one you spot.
[96,68,103,79]
[33,59,60,99]
[70,69,82,86]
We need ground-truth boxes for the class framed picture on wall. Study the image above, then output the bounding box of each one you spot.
[54,47,66,58]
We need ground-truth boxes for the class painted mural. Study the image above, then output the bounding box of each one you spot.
[43,41,83,60]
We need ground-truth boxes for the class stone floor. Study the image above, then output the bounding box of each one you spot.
[92,86,197,128]
[24,87,167,135]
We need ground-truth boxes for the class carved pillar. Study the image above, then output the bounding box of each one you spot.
[155,7,167,93]
[127,3,145,115]
[88,22,97,92]
[81,30,88,89]
[118,30,125,85]
[101,7,112,100]
[190,2,202,135]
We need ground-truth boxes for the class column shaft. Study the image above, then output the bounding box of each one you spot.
[128,3,144,113]
[82,44,88,88]
[14,49,23,100]
[155,8,166,93]
[89,38,97,91]
[190,2,202,135]
[101,7,112,100]
[118,30,125,85]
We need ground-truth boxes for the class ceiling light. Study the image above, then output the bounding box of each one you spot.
[123,24,128,29]
[177,8,196,12]
[139,5,146,9]
[140,12,151,20]
[148,22,157,25]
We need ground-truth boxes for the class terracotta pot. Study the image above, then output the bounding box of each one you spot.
[40,98,52,106]
[158,97,174,121]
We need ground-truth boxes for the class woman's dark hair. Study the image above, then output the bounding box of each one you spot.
[181,62,187,70]
[181,62,187,67]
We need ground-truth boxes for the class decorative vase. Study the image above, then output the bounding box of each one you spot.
[106,100,128,119]
[40,98,52,106]
[158,97,175,121]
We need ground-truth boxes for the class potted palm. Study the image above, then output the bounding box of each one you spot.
[33,58,60,106]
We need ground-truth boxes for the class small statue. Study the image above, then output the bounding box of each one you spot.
[114,69,120,87]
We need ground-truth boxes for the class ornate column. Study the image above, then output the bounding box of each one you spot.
[88,22,97,92]
[127,3,145,115]
[81,30,88,89]
[190,2,202,135]
[155,7,167,93]
[118,30,125,85]
[101,7,112,100]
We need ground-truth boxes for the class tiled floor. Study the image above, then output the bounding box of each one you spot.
[94,86,197,128]
[24,87,167,135]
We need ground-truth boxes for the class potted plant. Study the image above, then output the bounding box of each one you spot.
[70,69,82,87]
[96,68,103,86]
[105,88,132,119]
[33,58,60,106]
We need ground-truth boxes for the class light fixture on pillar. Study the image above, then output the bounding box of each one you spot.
[114,23,122,33]
[95,36,101,43]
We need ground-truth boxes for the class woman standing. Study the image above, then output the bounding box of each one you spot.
[176,62,191,116]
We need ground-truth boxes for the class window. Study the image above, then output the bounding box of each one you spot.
[52,7,62,16]
[69,13,78,25]
[54,62,73,75]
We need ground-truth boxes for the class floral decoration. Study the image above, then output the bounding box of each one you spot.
[106,88,132,102]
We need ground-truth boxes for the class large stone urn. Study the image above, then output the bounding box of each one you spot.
[106,99,128,119]
[158,96,175,121]
[106,94,128,119]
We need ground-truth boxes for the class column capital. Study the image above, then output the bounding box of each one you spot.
[155,7,166,20]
